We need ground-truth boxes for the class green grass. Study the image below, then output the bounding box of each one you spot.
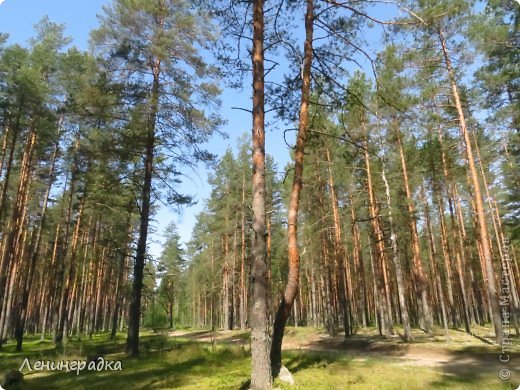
[0,327,517,389]
[0,332,252,389]
[276,351,512,390]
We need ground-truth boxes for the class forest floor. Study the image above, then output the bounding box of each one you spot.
[0,325,518,389]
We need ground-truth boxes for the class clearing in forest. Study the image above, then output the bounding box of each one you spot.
[0,326,517,389]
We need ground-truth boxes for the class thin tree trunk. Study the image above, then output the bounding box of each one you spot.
[0,124,9,179]
[474,133,519,332]
[364,145,391,338]
[0,126,36,337]
[270,0,313,379]
[112,212,133,339]
[435,125,460,327]
[380,157,413,341]
[350,195,368,327]
[0,107,21,224]
[439,27,502,344]
[74,232,90,335]
[450,187,472,333]
[421,183,449,335]
[240,175,247,330]
[325,148,351,337]
[55,179,87,344]
[493,197,520,335]
[14,139,59,350]
[395,126,433,333]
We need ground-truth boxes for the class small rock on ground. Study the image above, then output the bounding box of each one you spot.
[278,366,295,385]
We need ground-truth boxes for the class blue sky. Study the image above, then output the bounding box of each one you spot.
[0,0,294,258]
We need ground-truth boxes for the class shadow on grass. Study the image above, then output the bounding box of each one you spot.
[10,338,251,390]
[283,328,519,388]
[469,332,495,345]
[284,350,349,374]
[451,327,495,345]
[22,361,178,390]
[169,329,250,348]
[428,345,520,389]
[3,327,518,389]
[238,379,251,390]
[22,356,192,389]
[299,333,413,358]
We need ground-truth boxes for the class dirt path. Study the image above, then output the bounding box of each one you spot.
[281,330,518,376]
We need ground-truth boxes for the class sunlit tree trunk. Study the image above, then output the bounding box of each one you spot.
[223,232,231,331]
[395,127,432,333]
[270,0,313,379]
[350,194,368,327]
[325,148,351,336]
[249,0,272,386]
[240,175,247,330]
[492,197,520,335]
[74,231,89,335]
[434,126,460,328]
[421,184,449,333]
[473,132,519,332]
[56,185,86,343]
[439,27,502,344]
[0,126,36,342]
[381,156,412,341]
[364,144,391,337]
[14,138,59,350]
[450,187,471,333]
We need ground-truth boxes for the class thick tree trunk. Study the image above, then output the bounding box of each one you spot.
[250,0,272,387]
[126,58,160,356]
[270,0,313,379]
